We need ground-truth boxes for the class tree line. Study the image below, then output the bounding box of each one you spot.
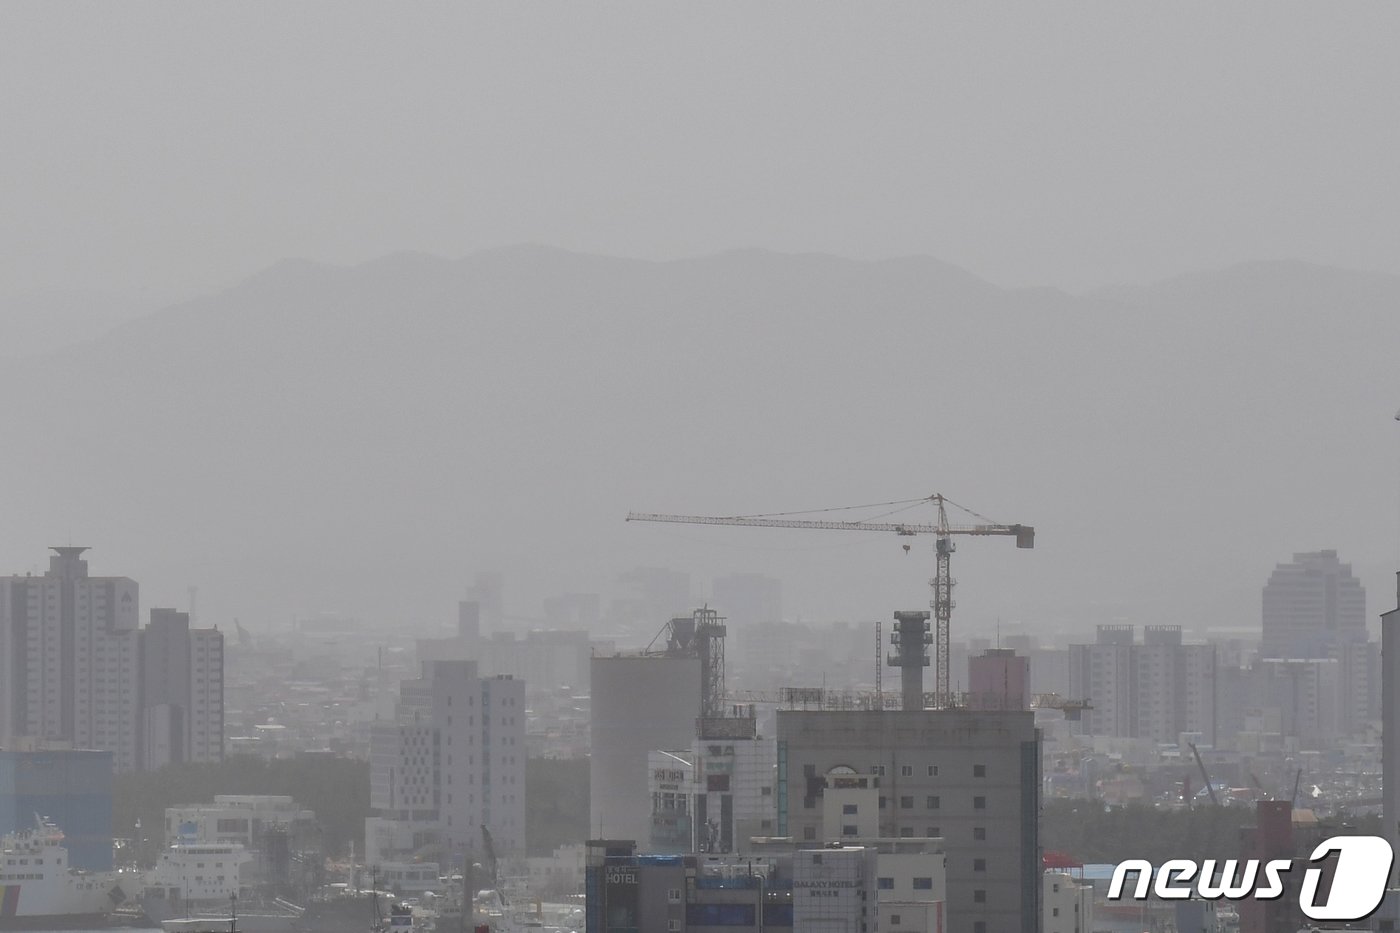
[1040,799,1380,865]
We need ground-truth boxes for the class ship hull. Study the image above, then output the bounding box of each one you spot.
[141,901,300,933]
[297,895,394,933]
[142,893,407,933]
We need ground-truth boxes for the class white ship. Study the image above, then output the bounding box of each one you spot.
[0,817,127,929]
[139,842,302,931]
[139,844,421,933]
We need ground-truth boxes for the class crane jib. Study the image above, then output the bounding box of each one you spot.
[626,500,1034,704]
[625,512,1033,548]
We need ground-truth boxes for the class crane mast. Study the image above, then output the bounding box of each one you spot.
[933,497,956,707]
[626,493,1033,705]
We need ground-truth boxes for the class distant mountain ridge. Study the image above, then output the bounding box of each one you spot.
[2,246,1397,638]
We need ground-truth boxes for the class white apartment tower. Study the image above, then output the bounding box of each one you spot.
[189,626,224,761]
[0,548,140,771]
[140,608,224,769]
[367,659,525,866]
[1068,625,1218,745]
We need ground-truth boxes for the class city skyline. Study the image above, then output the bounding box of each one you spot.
[2,4,1396,929]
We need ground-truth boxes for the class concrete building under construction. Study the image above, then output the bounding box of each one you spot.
[589,609,726,844]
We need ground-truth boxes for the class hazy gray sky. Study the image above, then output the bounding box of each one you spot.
[4,2,1399,304]
[5,4,1400,637]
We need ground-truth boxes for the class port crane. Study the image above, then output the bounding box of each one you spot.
[627,493,1033,705]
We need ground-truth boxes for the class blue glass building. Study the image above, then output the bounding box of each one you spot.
[0,750,114,871]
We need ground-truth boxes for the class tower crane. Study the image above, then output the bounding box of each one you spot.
[626,493,1034,705]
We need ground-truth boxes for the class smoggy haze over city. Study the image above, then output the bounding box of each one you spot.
[4,4,1400,637]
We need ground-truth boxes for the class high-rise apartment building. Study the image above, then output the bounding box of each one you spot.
[1068,625,1217,745]
[1252,658,1340,750]
[0,548,140,771]
[366,659,526,865]
[140,608,224,769]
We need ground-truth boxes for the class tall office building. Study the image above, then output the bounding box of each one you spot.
[0,548,140,771]
[366,659,526,865]
[1261,551,1375,734]
[140,608,225,769]
[1068,625,1217,744]
[1261,550,1366,658]
[778,708,1040,933]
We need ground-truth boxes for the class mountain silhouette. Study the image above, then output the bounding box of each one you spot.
[3,248,1396,639]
